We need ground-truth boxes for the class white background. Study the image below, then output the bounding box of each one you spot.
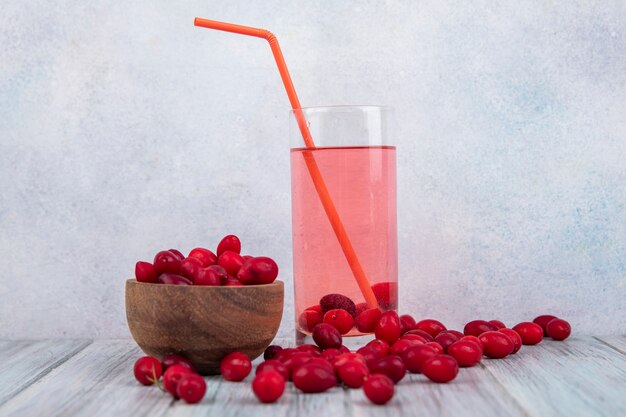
[1,1,625,339]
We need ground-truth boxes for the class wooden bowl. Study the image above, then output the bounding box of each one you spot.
[125,279,283,375]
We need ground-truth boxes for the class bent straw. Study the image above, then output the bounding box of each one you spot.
[194,18,379,308]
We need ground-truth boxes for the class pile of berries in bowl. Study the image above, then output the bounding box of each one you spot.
[125,234,284,374]
[133,306,572,406]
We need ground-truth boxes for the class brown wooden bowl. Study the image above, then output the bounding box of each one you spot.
[125,279,283,375]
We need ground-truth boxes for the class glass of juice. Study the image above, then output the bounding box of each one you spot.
[290,105,397,340]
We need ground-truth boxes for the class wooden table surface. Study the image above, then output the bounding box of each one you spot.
[0,336,624,417]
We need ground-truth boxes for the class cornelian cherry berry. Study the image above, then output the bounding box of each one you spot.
[390,339,422,356]
[400,314,417,331]
[253,370,286,403]
[323,309,354,334]
[459,335,484,354]
[297,344,321,355]
[546,318,571,340]
[400,333,428,344]
[401,344,439,373]
[375,311,402,344]
[414,319,447,338]
[237,257,279,285]
[321,348,342,363]
[217,234,241,256]
[154,250,182,274]
[498,328,522,353]
[404,329,435,342]
[283,352,314,379]
[319,294,357,317]
[220,352,252,382]
[338,359,369,388]
[356,308,382,333]
[163,364,193,397]
[479,331,514,359]
[188,247,217,267]
[292,362,337,393]
[256,359,289,380]
[133,356,162,385]
[176,374,206,404]
[489,320,506,329]
[463,320,498,336]
[533,315,557,336]
[369,355,406,383]
[512,322,544,345]
[447,340,482,367]
[434,331,461,352]
[193,268,221,286]
[157,273,192,285]
[224,276,243,286]
[299,309,323,332]
[135,261,158,283]
[168,249,185,261]
[363,374,394,405]
[179,257,203,281]
[421,354,459,383]
[425,341,444,354]
[312,323,342,349]
[218,251,245,276]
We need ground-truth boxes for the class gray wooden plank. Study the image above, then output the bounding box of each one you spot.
[0,340,172,417]
[350,362,528,417]
[483,336,626,417]
[596,335,626,355]
[0,339,90,406]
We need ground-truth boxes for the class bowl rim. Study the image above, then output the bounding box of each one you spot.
[125,279,284,289]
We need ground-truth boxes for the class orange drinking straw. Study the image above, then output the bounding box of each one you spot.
[194,18,379,308]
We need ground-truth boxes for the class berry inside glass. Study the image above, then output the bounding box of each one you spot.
[290,106,398,338]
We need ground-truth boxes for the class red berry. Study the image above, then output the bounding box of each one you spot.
[400,314,417,330]
[425,341,444,354]
[217,234,241,256]
[422,354,459,383]
[333,352,367,370]
[283,352,314,379]
[371,282,398,311]
[459,335,484,354]
[176,374,206,404]
[489,320,506,329]
[479,331,514,358]
[498,328,522,353]
[237,257,279,285]
[323,309,354,334]
[133,356,162,385]
[312,323,342,349]
[338,359,369,388]
[512,322,544,345]
[252,370,285,403]
[434,331,461,352]
[161,354,195,372]
[363,374,394,405]
[220,352,252,382]
[224,276,243,286]
[218,251,245,276]
[168,249,185,260]
[404,329,435,342]
[365,339,391,357]
[375,311,402,344]
[264,345,283,360]
[321,348,342,363]
[356,346,381,368]
[188,247,217,267]
[446,330,465,338]
[463,320,498,336]
[206,265,228,283]
[193,268,221,286]
[401,344,439,373]
[135,261,158,283]
[319,294,356,317]
[157,273,192,285]
[546,318,571,341]
[355,302,370,316]
[306,357,336,375]
[390,339,422,356]
[256,359,289,380]
[369,355,406,384]
[292,362,337,393]
[356,308,382,333]
[153,250,182,274]
[400,333,428,344]
[414,319,447,338]
[533,315,558,336]
[447,340,482,367]
[179,257,203,282]
[298,309,323,332]
[163,364,193,397]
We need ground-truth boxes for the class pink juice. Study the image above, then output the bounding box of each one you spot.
[290,145,398,336]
